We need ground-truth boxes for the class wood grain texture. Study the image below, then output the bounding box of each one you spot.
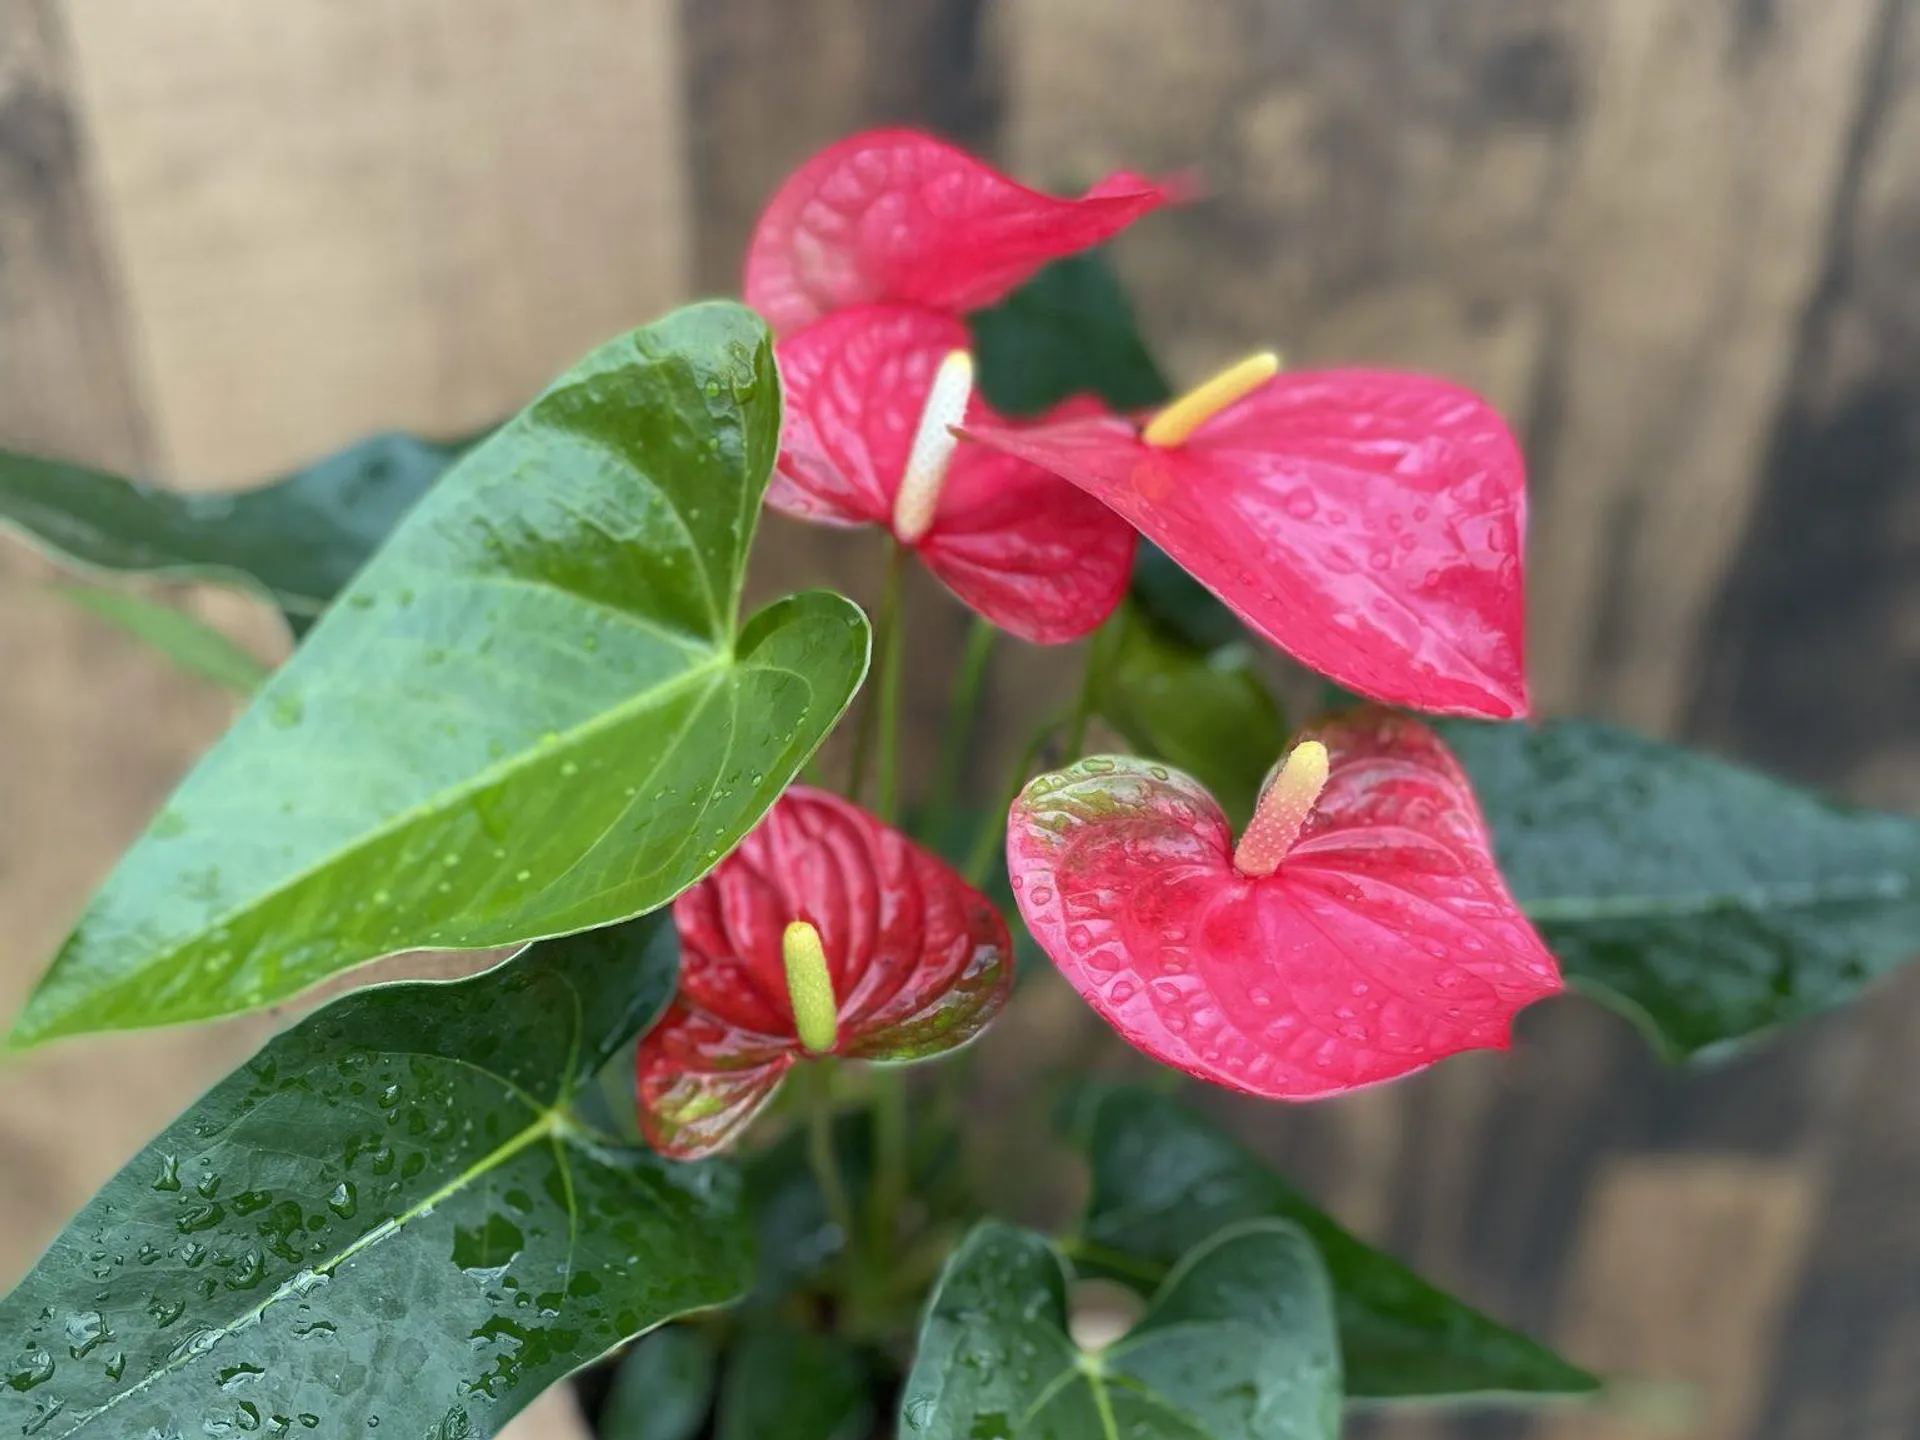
[0,2,284,1373]
[1547,1158,1819,1440]
[59,0,690,486]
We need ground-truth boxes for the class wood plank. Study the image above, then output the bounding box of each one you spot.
[58,0,691,486]
[1543,1156,1820,1440]
[0,0,148,465]
[1001,0,1588,431]
[1523,0,1883,729]
[678,0,1002,292]
[1690,0,1919,794]
[0,0,276,1296]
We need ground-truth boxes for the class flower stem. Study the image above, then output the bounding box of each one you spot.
[959,634,1102,889]
[846,539,907,811]
[930,616,998,828]
[874,542,910,825]
[802,1062,856,1248]
[963,711,1061,889]
[1061,635,1102,761]
[868,1066,909,1263]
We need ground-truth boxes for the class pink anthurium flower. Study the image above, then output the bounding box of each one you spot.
[636,786,1013,1160]
[1005,711,1561,1099]
[963,357,1531,717]
[745,128,1178,336]
[771,303,1136,643]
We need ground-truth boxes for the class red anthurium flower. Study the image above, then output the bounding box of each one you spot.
[745,128,1178,336]
[963,357,1531,717]
[636,786,1013,1160]
[1006,711,1561,1100]
[771,303,1136,643]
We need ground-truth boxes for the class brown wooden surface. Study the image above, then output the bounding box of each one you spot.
[5,2,1920,1436]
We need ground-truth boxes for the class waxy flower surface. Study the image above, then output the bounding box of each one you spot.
[637,786,1012,1160]
[771,304,1136,642]
[1007,712,1561,1099]
[745,128,1177,335]
[747,130,1172,642]
[966,364,1531,717]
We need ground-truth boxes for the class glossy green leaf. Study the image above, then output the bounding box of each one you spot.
[1065,1086,1596,1401]
[12,301,870,1046]
[715,1320,874,1440]
[1093,603,1287,827]
[969,251,1172,418]
[0,432,469,633]
[900,1220,1340,1440]
[1442,718,1920,1058]
[599,1325,719,1440]
[52,583,271,693]
[0,914,755,1440]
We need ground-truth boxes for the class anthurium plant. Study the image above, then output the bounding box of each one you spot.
[4,130,1918,1440]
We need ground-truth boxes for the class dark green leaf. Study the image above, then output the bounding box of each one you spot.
[0,432,470,633]
[52,583,271,693]
[1442,718,1920,1059]
[1065,1086,1596,1401]
[970,251,1172,417]
[742,1109,957,1304]
[599,1326,719,1440]
[741,1114,873,1304]
[12,302,869,1046]
[0,914,754,1440]
[1093,603,1287,827]
[900,1220,1340,1440]
[715,1320,874,1440]
[1129,543,1247,654]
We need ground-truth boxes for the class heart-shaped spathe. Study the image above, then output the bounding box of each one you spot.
[964,369,1530,717]
[637,786,1012,1159]
[1005,712,1561,1098]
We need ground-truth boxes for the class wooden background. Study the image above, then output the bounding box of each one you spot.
[3,2,1918,1437]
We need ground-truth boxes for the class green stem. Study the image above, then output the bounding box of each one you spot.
[846,540,907,809]
[930,617,998,826]
[802,1063,856,1248]
[963,711,1061,889]
[1061,637,1102,762]
[874,543,910,825]
[868,1067,909,1262]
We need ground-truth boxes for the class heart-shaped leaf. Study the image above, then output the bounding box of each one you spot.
[51,583,271,693]
[1442,718,1920,1058]
[1008,717,1561,1099]
[1091,602,1287,828]
[744,129,1175,335]
[970,251,1173,418]
[1064,1085,1598,1400]
[599,1325,719,1440]
[965,369,1530,719]
[0,432,469,634]
[639,787,1012,1158]
[0,914,754,1439]
[11,301,870,1047]
[714,1320,875,1440]
[899,1219,1341,1440]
